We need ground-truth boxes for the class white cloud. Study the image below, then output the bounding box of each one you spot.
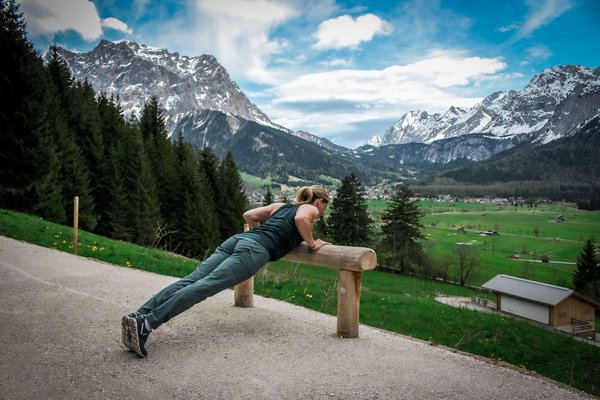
[514,0,574,40]
[526,45,553,60]
[313,13,392,50]
[198,0,292,22]
[261,51,507,146]
[497,24,518,32]
[141,0,297,84]
[273,51,506,104]
[320,58,353,67]
[102,17,132,35]
[20,0,102,40]
[20,0,132,40]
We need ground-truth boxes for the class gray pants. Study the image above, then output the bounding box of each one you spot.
[138,234,270,329]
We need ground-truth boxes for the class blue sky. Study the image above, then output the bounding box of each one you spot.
[20,0,600,148]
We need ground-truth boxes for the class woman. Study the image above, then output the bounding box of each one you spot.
[122,185,331,357]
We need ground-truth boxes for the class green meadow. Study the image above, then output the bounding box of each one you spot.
[369,200,600,288]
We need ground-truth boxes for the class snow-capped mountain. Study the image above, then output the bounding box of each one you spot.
[368,106,469,145]
[54,40,282,136]
[52,40,404,184]
[54,39,600,178]
[369,65,600,147]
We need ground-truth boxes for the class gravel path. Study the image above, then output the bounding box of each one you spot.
[0,236,595,399]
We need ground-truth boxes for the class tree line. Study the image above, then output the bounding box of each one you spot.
[0,1,246,258]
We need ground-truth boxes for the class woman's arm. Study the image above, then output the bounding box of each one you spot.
[294,204,331,251]
[243,203,285,229]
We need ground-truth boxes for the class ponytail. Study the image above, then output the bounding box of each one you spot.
[295,185,330,204]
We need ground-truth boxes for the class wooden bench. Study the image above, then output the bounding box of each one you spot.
[234,242,377,338]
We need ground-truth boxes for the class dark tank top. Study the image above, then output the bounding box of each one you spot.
[243,203,303,261]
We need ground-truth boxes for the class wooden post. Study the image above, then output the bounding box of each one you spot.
[234,277,254,308]
[234,224,254,307]
[73,196,79,255]
[337,270,362,338]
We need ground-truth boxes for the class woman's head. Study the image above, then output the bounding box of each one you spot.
[295,185,330,204]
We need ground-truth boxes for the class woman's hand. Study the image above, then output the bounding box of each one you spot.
[309,239,331,251]
[243,203,285,228]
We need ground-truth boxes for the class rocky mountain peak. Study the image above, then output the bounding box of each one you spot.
[54,40,275,135]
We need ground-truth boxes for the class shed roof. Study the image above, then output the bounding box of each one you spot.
[482,274,572,306]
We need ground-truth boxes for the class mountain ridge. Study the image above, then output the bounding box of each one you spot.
[53,40,600,186]
[369,65,600,149]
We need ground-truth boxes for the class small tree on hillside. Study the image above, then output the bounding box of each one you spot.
[327,173,373,246]
[380,185,424,273]
[454,244,481,286]
[573,239,599,292]
[262,187,274,206]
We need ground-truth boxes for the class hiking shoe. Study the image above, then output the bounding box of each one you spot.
[121,315,132,350]
[126,314,151,358]
[121,313,140,352]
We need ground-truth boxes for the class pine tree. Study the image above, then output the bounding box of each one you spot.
[69,80,104,220]
[45,48,97,230]
[218,152,247,240]
[199,147,221,199]
[262,187,274,206]
[119,126,161,245]
[139,98,176,230]
[0,0,52,211]
[380,185,424,273]
[106,146,130,241]
[34,135,66,223]
[173,135,219,257]
[95,94,128,236]
[45,46,74,110]
[56,123,97,230]
[573,239,599,292]
[327,173,373,246]
[198,146,221,233]
[97,93,126,147]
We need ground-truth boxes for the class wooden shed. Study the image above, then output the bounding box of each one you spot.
[482,275,598,329]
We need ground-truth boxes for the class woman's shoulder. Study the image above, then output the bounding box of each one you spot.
[269,202,289,215]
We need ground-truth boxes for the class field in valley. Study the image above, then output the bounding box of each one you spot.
[367,200,600,288]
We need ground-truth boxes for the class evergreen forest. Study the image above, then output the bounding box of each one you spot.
[0,1,247,258]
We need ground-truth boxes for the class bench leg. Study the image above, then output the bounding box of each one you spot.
[234,277,254,307]
[337,270,362,338]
